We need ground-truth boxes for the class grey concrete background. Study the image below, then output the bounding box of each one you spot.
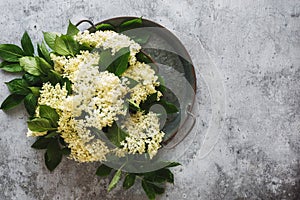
[0,0,300,199]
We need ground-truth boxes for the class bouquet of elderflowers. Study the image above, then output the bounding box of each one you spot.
[0,18,181,199]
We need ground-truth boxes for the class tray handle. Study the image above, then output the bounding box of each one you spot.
[75,19,96,32]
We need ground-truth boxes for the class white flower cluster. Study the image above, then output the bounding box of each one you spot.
[38,82,68,110]
[50,51,99,82]
[60,63,128,162]
[121,111,165,159]
[71,62,128,130]
[26,82,69,137]
[58,109,110,162]
[123,61,162,105]
[74,30,141,65]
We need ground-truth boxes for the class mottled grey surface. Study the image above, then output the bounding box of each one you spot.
[0,0,300,200]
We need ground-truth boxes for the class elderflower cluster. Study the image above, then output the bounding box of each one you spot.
[74,30,141,65]
[51,51,100,82]
[38,82,68,110]
[123,61,162,105]
[120,111,165,159]
[26,83,68,137]
[60,64,128,162]
[71,62,128,130]
[58,110,110,162]
[35,81,117,162]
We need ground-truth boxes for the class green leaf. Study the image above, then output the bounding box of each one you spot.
[44,131,59,138]
[143,180,165,195]
[54,35,79,56]
[61,147,71,155]
[152,184,165,194]
[39,105,59,127]
[142,179,156,200]
[0,63,23,73]
[120,17,143,32]
[58,136,67,146]
[0,61,7,68]
[24,93,38,116]
[114,49,130,76]
[62,78,72,94]
[136,51,153,64]
[37,42,52,64]
[27,118,56,132]
[132,33,150,45]
[157,75,166,93]
[23,73,42,86]
[144,168,174,184]
[99,49,114,70]
[162,169,174,183]
[46,139,60,160]
[123,76,139,89]
[166,162,181,168]
[4,80,26,96]
[0,94,25,110]
[67,20,80,36]
[5,78,30,95]
[108,169,122,192]
[21,31,34,56]
[157,76,165,85]
[105,122,128,147]
[125,31,151,45]
[47,70,62,85]
[123,173,136,190]
[0,44,24,62]
[78,43,95,52]
[106,47,130,76]
[62,35,80,56]
[78,43,93,51]
[141,86,180,114]
[96,23,115,31]
[96,164,113,177]
[43,32,60,50]
[45,139,62,171]
[31,137,52,149]
[19,56,41,76]
[28,87,40,96]
[139,93,158,112]
[128,99,140,112]
[36,57,52,74]
[53,36,69,56]
[159,99,178,114]
[44,153,56,171]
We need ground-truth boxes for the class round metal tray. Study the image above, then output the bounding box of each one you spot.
[77,17,197,172]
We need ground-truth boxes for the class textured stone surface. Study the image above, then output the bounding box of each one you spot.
[0,0,300,199]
